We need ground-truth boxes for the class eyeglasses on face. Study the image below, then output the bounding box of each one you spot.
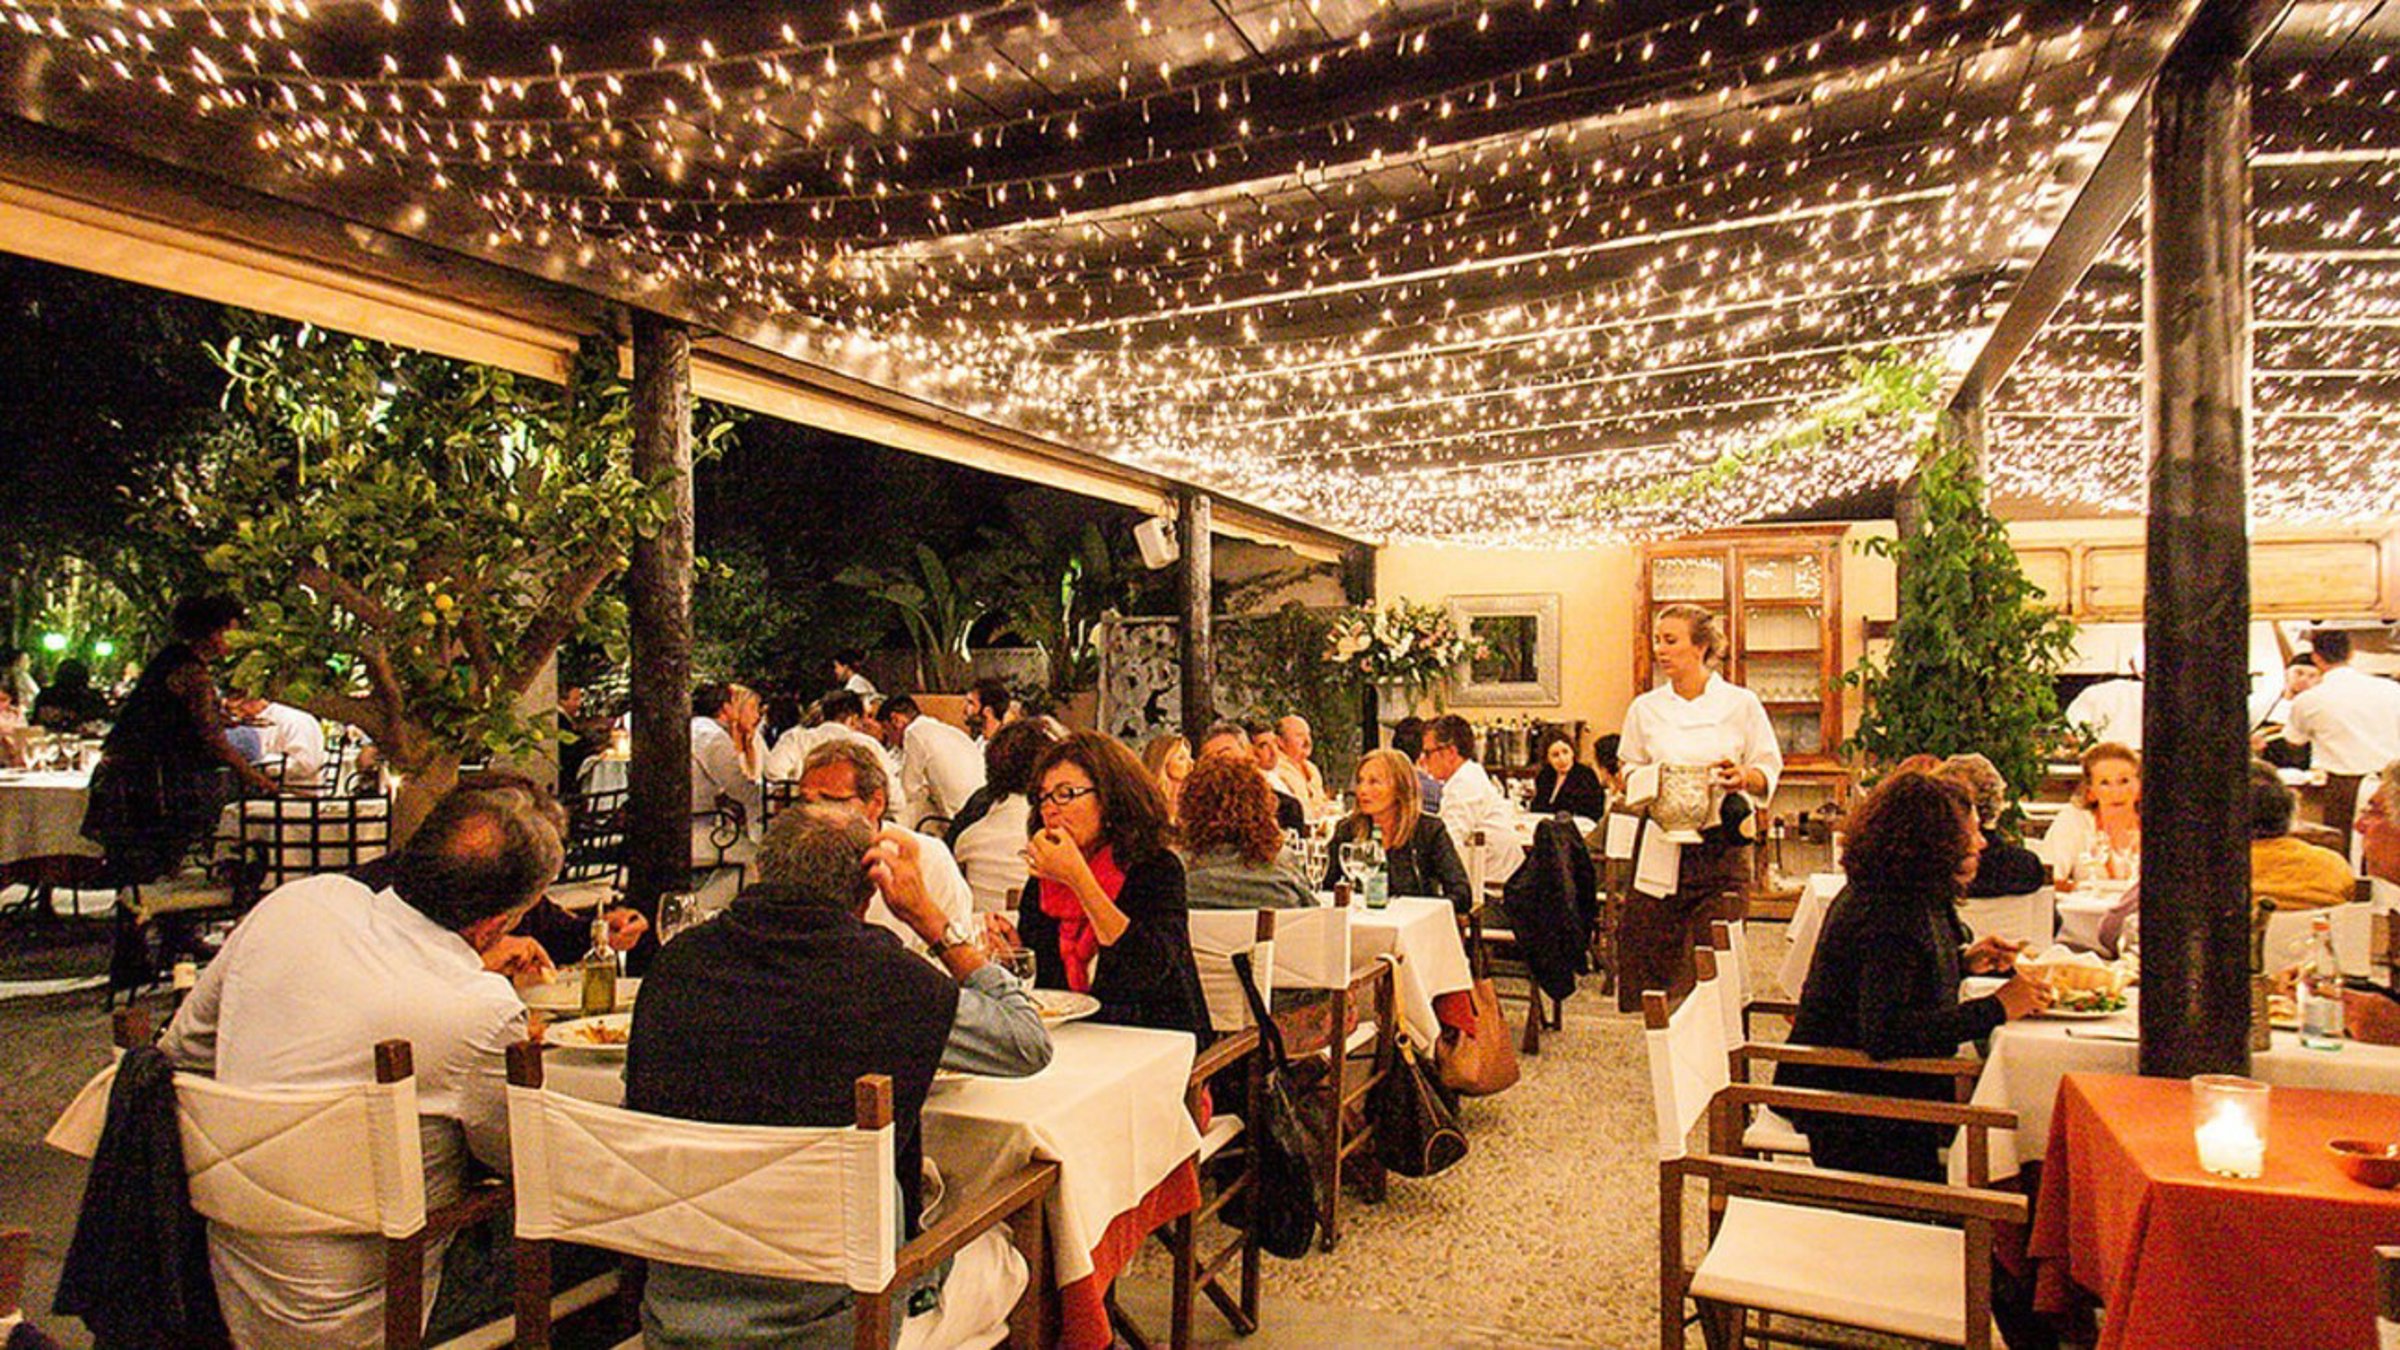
[1035,785,1099,808]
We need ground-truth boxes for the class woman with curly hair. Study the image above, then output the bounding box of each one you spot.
[1778,770,2052,1180]
[1181,756,1317,910]
[1012,731,1210,1037]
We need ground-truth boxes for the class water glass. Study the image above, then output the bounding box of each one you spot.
[656,891,699,945]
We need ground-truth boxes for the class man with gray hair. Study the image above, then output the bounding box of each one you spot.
[799,737,975,953]
[158,782,566,1345]
[626,804,1050,1344]
[1933,753,2048,898]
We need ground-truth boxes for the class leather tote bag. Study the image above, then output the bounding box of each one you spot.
[1435,977,1522,1096]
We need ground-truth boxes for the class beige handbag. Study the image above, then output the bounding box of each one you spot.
[1436,977,1522,1096]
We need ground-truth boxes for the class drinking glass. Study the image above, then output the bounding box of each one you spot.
[1338,841,1373,886]
[656,891,699,945]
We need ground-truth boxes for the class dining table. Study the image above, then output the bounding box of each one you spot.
[0,767,103,869]
[2028,1071,2400,1349]
[1950,983,2400,1185]
[540,1016,1201,1350]
[1292,892,1478,1049]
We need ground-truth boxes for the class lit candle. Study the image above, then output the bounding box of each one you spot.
[2195,1101,2266,1178]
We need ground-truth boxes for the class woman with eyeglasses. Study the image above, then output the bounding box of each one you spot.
[1012,731,1211,1037]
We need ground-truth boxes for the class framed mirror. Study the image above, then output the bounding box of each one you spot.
[1447,594,1561,705]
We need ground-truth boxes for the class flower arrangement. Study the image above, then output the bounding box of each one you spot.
[1324,599,1482,689]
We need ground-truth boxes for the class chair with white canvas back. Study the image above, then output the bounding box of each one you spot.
[502,1045,1056,1350]
[1267,893,1396,1252]
[1645,961,2027,1350]
[48,1022,558,1350]
[1697,935,1807,1160]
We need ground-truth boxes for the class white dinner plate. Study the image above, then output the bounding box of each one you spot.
[2027,1004,2129,1021]
[1032,989,1101,1025]
[522,975,639,1014]
[546,1013,634,1054]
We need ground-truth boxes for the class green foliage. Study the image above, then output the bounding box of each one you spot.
[838,544,987,691]
[1596,349,1940,510]
[148,320,731,773]
[1844,428,2080,806]
[1219,602,1364,783]
[972,493,1155,699]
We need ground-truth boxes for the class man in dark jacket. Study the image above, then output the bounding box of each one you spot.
[624,803,1049,1345]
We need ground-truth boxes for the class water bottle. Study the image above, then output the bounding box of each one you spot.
[1364,823,1389,908]
[2298,914,2345,1051]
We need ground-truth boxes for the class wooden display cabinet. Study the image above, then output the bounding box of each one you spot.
[1636,526,1846,766]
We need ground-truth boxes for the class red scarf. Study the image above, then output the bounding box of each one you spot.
[1038,844,1124,993]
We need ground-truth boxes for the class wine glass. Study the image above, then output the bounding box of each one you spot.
[656,891,699,945]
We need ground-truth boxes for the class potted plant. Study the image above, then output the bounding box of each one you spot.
[1324,598,1482,727]
[837,544,985,694]
[1845,429,2079,806]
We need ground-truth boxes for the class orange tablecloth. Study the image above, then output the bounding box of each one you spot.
[2029,1071,2400,1349]
[1054,1159,1201,1350]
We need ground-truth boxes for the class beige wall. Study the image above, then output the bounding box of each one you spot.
[1375,544,1641,736]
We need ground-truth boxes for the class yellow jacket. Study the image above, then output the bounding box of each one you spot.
[2251,834,2356,911]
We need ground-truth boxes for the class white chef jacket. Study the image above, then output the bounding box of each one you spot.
[2284,665,2400,776]
[2064,678,2145,751]
[158,874,526,1347]
[1619,673,1783,894]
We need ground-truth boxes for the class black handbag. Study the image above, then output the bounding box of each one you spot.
[1370,1035,1468,1178]
[1228,950,1322,1260]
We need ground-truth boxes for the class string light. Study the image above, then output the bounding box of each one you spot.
[1,0,2389,541]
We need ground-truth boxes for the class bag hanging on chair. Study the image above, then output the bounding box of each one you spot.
[1435,977,1522,1096]
[1371,1037,1468,1177]
[1226,950,1322,1259]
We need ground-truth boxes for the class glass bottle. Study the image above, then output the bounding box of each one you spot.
[578,915,618,1019]
[2299,914,2345,1051]
[1364,822,1389,908]
[2249,902,2275,1053]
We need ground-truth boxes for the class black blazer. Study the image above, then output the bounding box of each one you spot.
[1778,884,2006,1157]
[1531,764,1608,819]
[1321,813,1474,913]
[1965,830,2048,899]
[1016,850,1213,1040]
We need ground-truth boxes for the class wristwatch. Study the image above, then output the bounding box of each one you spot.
[927,920,978,958]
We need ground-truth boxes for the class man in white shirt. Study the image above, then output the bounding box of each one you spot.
[227,693,330,789]
[690,681,764,828]
[881,694,987,833]
[797,738,974,953]
[832,648,879,701]
[2283,630,2400,845]
[1420,714,1525,890]
[1272,714,1334,817]
[158,783,564,1345]
[761,689,894,789]
[2065,676,2145,751]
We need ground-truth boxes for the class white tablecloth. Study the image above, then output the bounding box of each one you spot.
[1774,872,1849,999]
[2053,885,2128,950]
[577,755,630,796]
[541,1019,1201,1292]
[1951,988,2400,1184]
[1349,896,1476,1048]
[0,771,101,866]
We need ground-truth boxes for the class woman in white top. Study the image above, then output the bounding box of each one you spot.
[2042,740,2141,889]
[1616,603,1783,1011]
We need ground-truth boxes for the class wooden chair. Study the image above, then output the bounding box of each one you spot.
[51,1022,541,1350]
[503,1045,1055,1350]
[1459,828,1554,1054]
[1646,960,2024,1350]
[1153,909,1276,1349]
[1268,895,1397,1251]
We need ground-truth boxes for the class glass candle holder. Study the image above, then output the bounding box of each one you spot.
[2191,1074,2270,1179]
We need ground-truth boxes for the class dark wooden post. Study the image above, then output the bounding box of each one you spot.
[1177,488,1214,731]
[2138,0,2284,1078]
[626,312,695,959]
[1341,543,1377,752]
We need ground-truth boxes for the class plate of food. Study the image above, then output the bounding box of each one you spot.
[2016,945,2131,1018]
[1032,989,1102,1026]
[546,1013,634,1054]
[522,975,639,1014]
